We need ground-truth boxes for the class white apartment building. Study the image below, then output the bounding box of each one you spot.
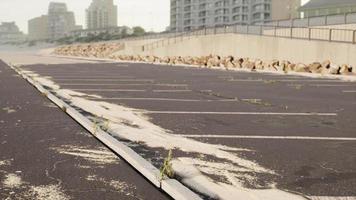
[28,15,49,41]
[28,2,80,41]
[170,0,301,32]
[86,0,118,29]
[0,22,26,43]
[47,2,78,40]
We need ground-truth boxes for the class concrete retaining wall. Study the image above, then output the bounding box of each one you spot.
[128,33,356,67]
[118,38,162,55]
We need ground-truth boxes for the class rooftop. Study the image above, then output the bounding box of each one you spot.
[300,0,356,10]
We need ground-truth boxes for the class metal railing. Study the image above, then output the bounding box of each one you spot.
[143,24,356,51]
[261,12,356,28]
[118,12,356,46]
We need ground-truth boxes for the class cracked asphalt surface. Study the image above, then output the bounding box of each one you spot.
[0,60,170,200]
[19,61,356,198]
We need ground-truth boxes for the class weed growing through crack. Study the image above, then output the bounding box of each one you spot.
[61,106,67,112]
[100,119,110,132]
[92,116,101,135]
[160,149,174,181]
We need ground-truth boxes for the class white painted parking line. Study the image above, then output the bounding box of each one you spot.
[74,89,146,92]
[177,134,356,141]
[229,79,343,82]
[117,64,129,67]
[152,90,192,93]
[141,111,337,116]
[87,97,238,102]
[55,79,154,82]
[61,83,136,86]
[52,76,134,79]
[343,90,356,93]
[310,84,356,87]
[309,196,356,200]
[60,83,188,87]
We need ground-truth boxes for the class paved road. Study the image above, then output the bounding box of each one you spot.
[0,60,170,200]
[21,61,356,198]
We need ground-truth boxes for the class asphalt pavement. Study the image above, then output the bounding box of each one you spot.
[17,61,356,198]
[0,60,170,200]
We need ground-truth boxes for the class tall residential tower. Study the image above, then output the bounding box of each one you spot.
[28,2,80,41]
[170,0,301,32]
[48,2,77,39]
[86,0,118,29]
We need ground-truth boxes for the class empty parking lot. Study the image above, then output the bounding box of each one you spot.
[19,61,356,199]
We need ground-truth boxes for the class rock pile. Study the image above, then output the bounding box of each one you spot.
[53,45,354,75]
[54,43,124,58]
[108,55,354,75]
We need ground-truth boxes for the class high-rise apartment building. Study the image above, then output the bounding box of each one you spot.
[299,0,356,18]
[28,2,79,41]
[86,0,118,29]
[0,22,26,43]
[28,15,49,41]
[170,0,301,32]
[48,2,77,40]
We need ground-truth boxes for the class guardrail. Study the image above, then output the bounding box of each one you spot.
[120,32,180,41]
[261,12,356,27]
[143,24,356,51]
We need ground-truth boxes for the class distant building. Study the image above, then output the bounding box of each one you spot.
[170,0,301,32]
[0,22,26,43]
[69,26,133,38]
[86,0,118,29]
[47,2,79,40]
[28,15,49,41]
[28,2,81,41]
[271,0,301,21]
[299,0,356,18]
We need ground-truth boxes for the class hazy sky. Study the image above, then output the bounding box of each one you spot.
[0,0,170,33]
[1,0,310,34]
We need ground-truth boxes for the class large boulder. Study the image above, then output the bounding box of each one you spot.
[232,58,243,68]
[279,60,291,72]
[322,63,340,75]
[294,63,309,72]
[308,62,323,73]
[242,59,255,70]
[286,63,296,72]
[339,64,352,75]
[255,59,264,70]
[207,55,221,67]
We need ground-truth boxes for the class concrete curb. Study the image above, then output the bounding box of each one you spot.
[7,62,202,200]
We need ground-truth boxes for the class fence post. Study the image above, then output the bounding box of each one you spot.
[344,12,348,24]
[290,26,293,38]
[353,30,356,44]
[329,29,332,42]
[308,28,311,40]
[274,26,276,37]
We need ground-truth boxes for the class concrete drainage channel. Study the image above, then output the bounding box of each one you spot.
[8,62,202,200]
